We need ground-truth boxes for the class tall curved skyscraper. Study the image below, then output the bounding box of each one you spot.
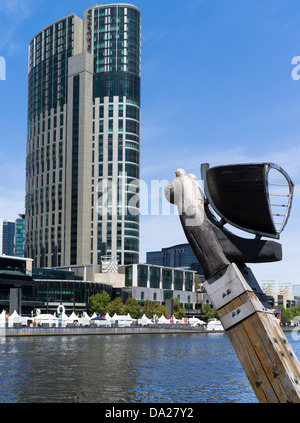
[26,4,141,267]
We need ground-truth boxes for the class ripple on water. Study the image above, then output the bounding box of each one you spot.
[0,333,264,403]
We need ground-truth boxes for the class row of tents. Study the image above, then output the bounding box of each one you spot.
[0,309,224,330]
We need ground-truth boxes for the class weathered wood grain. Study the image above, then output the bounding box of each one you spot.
[218,291,300,402]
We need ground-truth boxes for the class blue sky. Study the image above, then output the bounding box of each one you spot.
[0,0,300,287]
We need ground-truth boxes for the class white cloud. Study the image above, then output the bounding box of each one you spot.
[0,0,35,17]
[0,0,43,53]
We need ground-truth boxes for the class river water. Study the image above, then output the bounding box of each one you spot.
[0,332,299,403]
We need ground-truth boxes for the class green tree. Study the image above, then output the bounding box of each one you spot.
[142,299,156,319]
[107,297,125,316]
[290,305,300,319]
[201,303,219,321]
[173,298,185,319]
[194,275,203,291]
[89,291,111,316]
[154,303,169,318]
[124,297,142,319]
[281,307,293,323]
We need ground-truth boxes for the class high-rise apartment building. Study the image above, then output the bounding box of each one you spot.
[26,4,141,268]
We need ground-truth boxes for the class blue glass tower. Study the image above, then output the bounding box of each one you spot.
[2,220,15,256]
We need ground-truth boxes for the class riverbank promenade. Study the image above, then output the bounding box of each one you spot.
[0,324,294,337]
[0,324,218,337]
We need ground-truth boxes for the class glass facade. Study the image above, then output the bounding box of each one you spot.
[92,4,141,266]
[185,272,193,291]
[0,278,114,316]
[123,264,195,308]
[174,271,183,291]
[26,15,77,268]
[150,267,160,289]
[137,265,147,287]
[162,269,172,290]
[26,5,141,268]
[0,257,26,276]
[2,221,15,256]
[0,217,25,258]
[0,259,114,316]
[147,243,205,277]
[28,16,74,121]
[15,217,26,257]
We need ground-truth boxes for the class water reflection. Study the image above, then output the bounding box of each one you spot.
[0,332,298,403]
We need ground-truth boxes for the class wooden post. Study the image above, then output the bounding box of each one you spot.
[204,263,300,403]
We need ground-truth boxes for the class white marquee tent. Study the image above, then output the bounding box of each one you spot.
[158,314,170,324]
[138,313,153,326]
[0,310,6,327]
[34,314,58,326]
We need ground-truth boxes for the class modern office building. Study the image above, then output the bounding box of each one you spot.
[0,220,15,256]
[119,263,196,309]
[15,214,26,257]
[0,254,115,316]
[0,254,196,316]
[26,4,141,268]
[146,243,205,277]
[0,216,26,258]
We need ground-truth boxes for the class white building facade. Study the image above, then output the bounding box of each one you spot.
[120,264,197,309]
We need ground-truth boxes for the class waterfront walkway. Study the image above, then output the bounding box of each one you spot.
[0,324,218,337]
[0,323,294,337]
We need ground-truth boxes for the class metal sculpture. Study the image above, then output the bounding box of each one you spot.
[165,164,300,403]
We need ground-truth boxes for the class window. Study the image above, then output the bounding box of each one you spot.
[125,266,132,287]
[137,265,147,287]
[126,105,139,120]
[125,237,139,252]
[185,273,193,291]
[125,163,139,178]
[162,270,172,290]
[125,149,139,164]
[126,119,139,135]
[174,271,183,291]
[150,267,160,289]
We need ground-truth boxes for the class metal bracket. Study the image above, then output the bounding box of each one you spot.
[220,296,273,330]
[204,263,270,311]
